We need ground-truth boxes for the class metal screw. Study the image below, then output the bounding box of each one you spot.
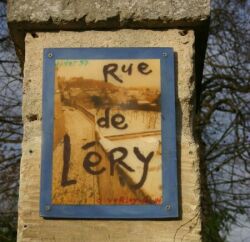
[45,205,51,211]
[48,53,53,58]
[162,52,168,57]
[166,204,171,210]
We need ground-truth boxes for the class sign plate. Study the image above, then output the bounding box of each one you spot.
[40,48,178,218]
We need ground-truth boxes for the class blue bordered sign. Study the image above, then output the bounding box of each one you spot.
[40,48,178,219]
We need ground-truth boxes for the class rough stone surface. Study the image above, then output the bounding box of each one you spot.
[19,30,201,241]
[7,0,210,66]
[8,0,210,25]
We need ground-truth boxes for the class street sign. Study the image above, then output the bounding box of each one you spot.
[40,48,178,218]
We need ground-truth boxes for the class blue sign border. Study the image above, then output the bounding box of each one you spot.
[40,48,178,219]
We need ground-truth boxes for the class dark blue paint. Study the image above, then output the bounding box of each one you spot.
[40,48,178,219]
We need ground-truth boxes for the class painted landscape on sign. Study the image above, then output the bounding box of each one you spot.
[52,59,163,205]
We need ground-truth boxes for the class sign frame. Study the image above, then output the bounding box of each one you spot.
[40,47,178,219]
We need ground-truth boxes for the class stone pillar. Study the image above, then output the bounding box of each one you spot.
[8,1,210,241]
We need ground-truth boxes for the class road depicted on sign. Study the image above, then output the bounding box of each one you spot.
[52,102,162,205]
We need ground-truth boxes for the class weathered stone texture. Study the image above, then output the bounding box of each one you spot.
[19,30,201,241]
[7,0,210,74]
[8,0,210,26]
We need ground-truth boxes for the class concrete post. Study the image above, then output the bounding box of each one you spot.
[8,1,210,241]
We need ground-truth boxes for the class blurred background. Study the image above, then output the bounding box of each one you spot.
[0,0,249,241]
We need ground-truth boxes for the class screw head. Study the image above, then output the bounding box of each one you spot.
[45,205,51,211]
[162,52,168,57]
[166,204,171,210]
[48,53,53,58]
